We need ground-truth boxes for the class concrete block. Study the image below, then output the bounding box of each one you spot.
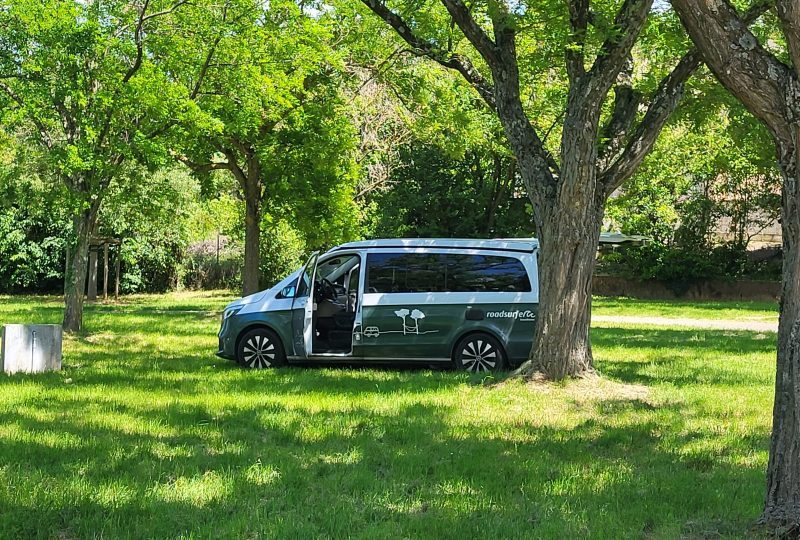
[1,324,62,374]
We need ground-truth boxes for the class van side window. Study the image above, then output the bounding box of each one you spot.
[366,253,531,293]
[444,254,531,292]
[366,253,445,293]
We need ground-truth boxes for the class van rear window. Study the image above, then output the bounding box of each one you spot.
[366,253,531,293]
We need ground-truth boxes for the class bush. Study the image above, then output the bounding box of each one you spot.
[598,241,782,286]
[118,234,187,293]
[0,207,69,294]
[183,237,242,291]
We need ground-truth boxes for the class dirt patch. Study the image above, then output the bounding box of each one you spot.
[498,372,651,404]
[564,376,650,403]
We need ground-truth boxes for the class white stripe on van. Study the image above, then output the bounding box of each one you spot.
[361,291,538,307]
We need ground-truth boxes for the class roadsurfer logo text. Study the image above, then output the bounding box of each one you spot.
[485,310,536,320]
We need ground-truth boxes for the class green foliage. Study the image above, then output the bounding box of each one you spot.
[0,143,70,292]
[259,220,307,288]
[183,242,242,291]
[604,77,782,284]
[166,0,362,278]
[0,212,67,292]
[372,144,532,238]
[0,0,187,189]
[182,192,243,291]
[258,98,362,250]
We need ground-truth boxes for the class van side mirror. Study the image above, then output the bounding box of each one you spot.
[278,285,296,299]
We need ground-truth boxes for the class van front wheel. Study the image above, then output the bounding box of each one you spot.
[453,333,505,373]
[237,328,286,369]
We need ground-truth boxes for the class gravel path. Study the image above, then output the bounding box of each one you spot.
[592,315,778,333]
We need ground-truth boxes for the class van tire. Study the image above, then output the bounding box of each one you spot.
[236,327,286,369]
[453,333,506,373]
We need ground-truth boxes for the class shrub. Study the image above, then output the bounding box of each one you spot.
[183,237,242,291]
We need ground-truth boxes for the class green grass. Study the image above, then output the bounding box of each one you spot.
[0,292,776,539]
[593,296,779,322]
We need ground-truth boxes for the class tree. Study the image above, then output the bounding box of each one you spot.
[0,0,195,331]
[356,0,772,378]
[604,88,782,283]
[668,0,800,529]
[171,0,360,295]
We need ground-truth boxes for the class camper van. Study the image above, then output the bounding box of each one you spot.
[217,238,540,372]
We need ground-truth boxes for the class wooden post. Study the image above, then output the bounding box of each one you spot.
[103,242,109,301]
[64,243,70,301]
[87,247,98,301]
[115,245,120,301]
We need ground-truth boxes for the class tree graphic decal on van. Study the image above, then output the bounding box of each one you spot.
[363,308,438,338]
[394,309,410,333]
[409,309,425,334]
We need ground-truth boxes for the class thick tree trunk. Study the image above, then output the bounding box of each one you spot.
[513,101,605,379]
[63,203,99,333]
[518,201,604,379]
[761,142,800,527]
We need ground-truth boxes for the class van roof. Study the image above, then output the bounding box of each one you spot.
[330,238,539,253]
[329,233,647,255]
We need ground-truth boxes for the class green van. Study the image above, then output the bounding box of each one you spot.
[216,238,539,372]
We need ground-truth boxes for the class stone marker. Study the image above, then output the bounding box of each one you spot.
[1,324,62,374]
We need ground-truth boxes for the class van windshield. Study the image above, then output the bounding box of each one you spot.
[317,255,360,282]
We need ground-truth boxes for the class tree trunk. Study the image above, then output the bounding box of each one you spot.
[63,203,99,333]
[761,141,800,527]
[518,202,604,379]
[242,195,261,296]
[241,155,262,296]
[513,102,605,379]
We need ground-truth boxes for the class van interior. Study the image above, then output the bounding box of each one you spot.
[312,254,360,354]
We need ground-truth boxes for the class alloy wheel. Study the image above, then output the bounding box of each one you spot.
[459,337,499,372]
[242,334,276,368]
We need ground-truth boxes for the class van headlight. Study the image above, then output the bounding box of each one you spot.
[222,307,241,321]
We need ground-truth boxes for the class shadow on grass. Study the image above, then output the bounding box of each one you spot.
[0,391,769,539]
[0,300,777,538]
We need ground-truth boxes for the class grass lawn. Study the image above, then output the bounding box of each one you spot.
[593,296,779,323]
[0,292,776,539]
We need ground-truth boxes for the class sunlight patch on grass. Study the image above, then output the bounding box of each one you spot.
[149,471,233,507]
[244,461,282,486]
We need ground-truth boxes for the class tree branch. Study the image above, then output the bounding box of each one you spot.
[141,0,190,23]
[671,0,791,143]
[438,0,500,70]
[588,0,653,95]
[599,49,702,192]
[598,54,641,168]
[776,0,800,74]
[566,0,590,81]
[190,34,223,100]
[358,0,496,108]
[0,80,54,149]
[122,0,151,85]
[602,0,775,192]
[178,156,234,175]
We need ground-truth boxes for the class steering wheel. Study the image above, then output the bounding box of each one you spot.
[318,277,337,300]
